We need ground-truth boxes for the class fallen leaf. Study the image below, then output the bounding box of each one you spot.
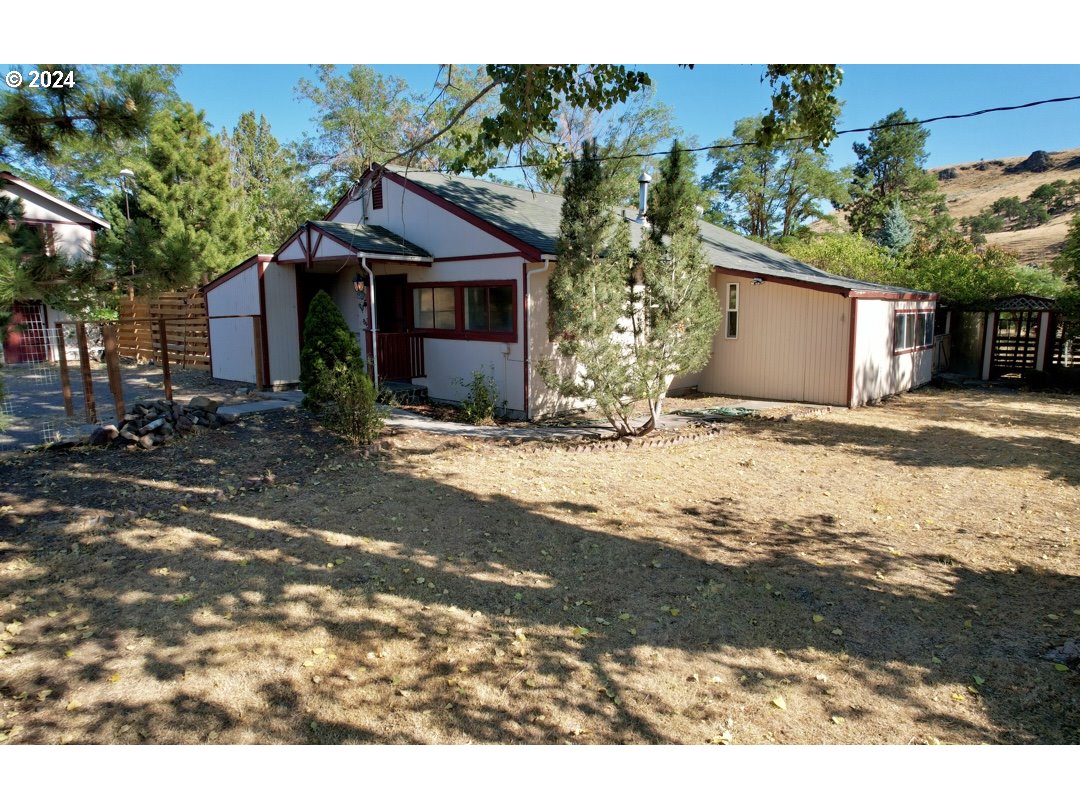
[66,700,81,711]
[813,615,824,623]
[831,715,845,725]
[973,675,986,685]
[572,626,589,637]
[932,656,942,664]
[708,730,734,744]
[1054,663,1070,672]
[832,628,843,636]
[312,647,325,656]
[109,674,122,683]
[771,696,787,711]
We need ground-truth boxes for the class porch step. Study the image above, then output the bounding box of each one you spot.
[380,380,428,405]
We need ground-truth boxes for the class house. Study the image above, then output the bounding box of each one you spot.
[204,164,938,416]
[0,171,109,364]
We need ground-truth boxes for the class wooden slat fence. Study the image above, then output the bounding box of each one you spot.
[117,289,210,370]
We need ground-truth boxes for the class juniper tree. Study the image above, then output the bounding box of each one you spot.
[543,140,720,436]
[631,143,721,431]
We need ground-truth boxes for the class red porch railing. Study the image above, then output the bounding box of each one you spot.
[365,331,425,381]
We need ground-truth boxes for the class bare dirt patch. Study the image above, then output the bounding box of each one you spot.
[0,389,1077,744]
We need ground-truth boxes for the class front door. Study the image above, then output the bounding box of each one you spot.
[374,274,407,333]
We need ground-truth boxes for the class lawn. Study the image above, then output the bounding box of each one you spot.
[0,388,1077,744]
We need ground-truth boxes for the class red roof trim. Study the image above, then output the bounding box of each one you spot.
[365,165,543,262]
[848,290,938,301]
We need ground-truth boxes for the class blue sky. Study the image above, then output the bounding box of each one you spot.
[170,64,1080,176]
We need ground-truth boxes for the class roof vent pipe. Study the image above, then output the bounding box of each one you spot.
[637,171,651,225]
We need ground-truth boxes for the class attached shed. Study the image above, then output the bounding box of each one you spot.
[204,254,300,388]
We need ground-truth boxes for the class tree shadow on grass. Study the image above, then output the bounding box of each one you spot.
[0,414,1077,744]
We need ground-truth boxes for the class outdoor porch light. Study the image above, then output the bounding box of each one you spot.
[752,277,765,285]
[353,273,366,294]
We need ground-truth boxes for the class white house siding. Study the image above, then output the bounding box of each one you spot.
[356,255,527,416]
[2,186,96,261]
[334,178,516,258]
[699,272,850,406]
[263,262,301,386]
[207,263,260,384]
[851,298,935,406]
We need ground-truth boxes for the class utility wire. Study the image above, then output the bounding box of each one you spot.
[481,93,1080,171]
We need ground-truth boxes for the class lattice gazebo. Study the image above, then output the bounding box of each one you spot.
[979,295,1060,380]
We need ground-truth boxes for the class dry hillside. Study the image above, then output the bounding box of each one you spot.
[931,148,1080,264]
[814,148,1080,265]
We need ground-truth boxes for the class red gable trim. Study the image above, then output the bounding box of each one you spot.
[365,165,544,263]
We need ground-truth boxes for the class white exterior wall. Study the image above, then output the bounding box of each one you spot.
[207,263,260,384]
[1,185,96,260]
[851,298,935,406]
[363,256,527,416]
[700,273,851,406]
[263,262,300,386]
[335,179,515,258]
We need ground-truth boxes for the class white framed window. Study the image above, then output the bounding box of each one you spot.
[725,282,739,339]
[893,310,935,353]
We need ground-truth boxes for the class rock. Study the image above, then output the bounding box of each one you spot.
[137,435,155,450]
[1007,150,1052,174]
[119,428,140,443]
[1044,639,1080,666]
[188,396,221,414]
[159,423,175,437]
[88,425,119,446]
[234,387,251,397]
[176,416,194,431]
[139,417,166,435]
[219,412,239,424]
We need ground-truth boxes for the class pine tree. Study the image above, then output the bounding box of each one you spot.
[225,111,317,253]
[876,201,914,252]
[846,109,941,237]
[100,102,250,293]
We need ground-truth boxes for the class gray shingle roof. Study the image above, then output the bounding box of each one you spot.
[393,168,932,296]
[311,220,431,258]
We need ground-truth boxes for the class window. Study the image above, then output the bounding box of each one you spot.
[725,283,739,339]
[893,310,935,353]
[371,179,383,210]
[413,286,455,330]
[465,285,513,333]
[408,282,516,341]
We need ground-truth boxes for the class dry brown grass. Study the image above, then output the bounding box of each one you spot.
[1,389,1078,744]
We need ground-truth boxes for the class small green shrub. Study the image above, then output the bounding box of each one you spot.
[317,363,383,446]
[456,367,500,424]
[299,290,362,412]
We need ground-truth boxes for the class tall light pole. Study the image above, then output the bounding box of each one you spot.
[119,168,134,221]
[118,168,136,285]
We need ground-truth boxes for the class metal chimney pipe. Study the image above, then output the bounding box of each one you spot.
[637,171,651,224]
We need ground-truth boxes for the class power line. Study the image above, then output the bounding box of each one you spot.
[485,93,1080,171]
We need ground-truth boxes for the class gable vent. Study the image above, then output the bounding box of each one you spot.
[371,179,383,210]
